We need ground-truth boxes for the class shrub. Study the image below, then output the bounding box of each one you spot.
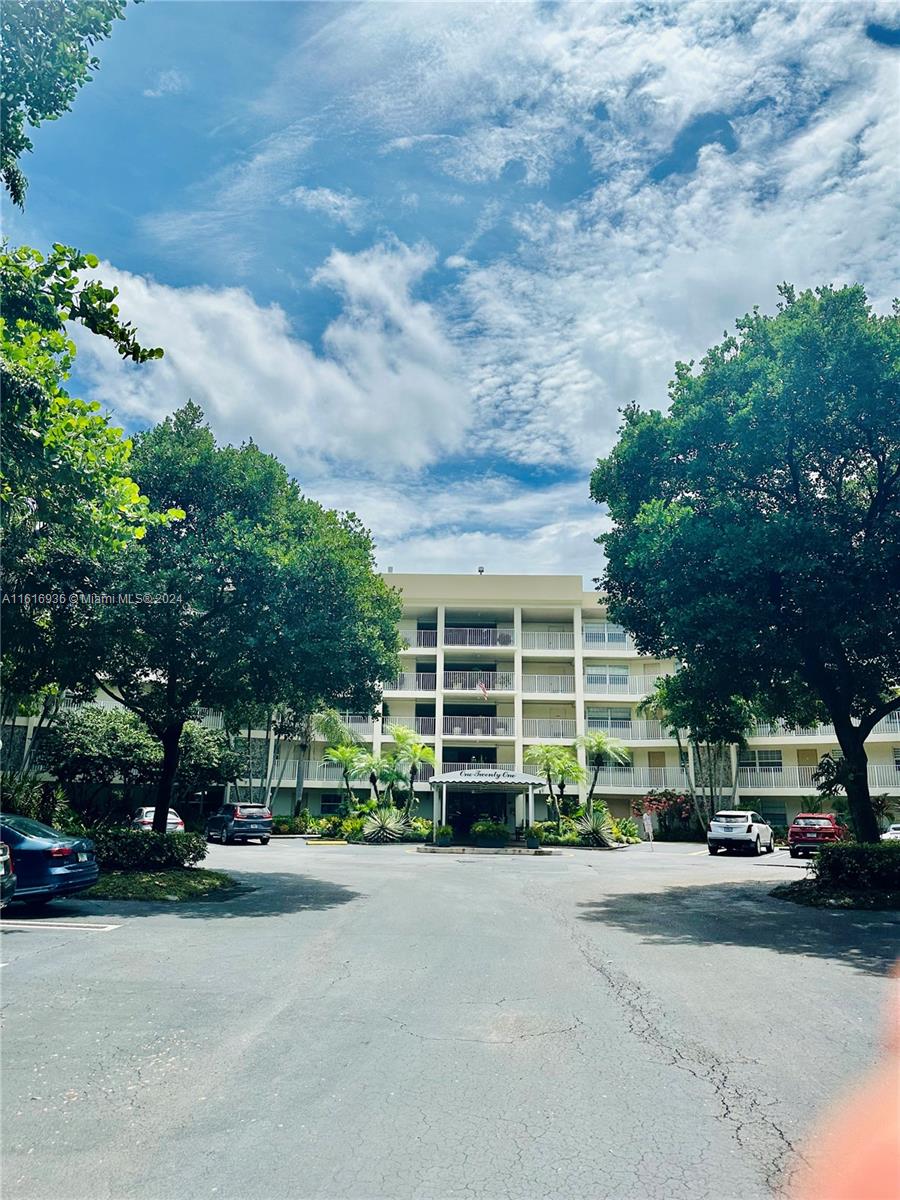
[812,843,900,893]
[534,818,580,845]
[91,829,208,870]
[618,817,640,841]
[524,824,544,844]
[272,815,310,835]
[363,806,409,843]
[435,824,453,843]
[578,809,616,847]
[340,817,366,842]
[470,819,509,844]
[403,816,433,842]
[314,815,345,838]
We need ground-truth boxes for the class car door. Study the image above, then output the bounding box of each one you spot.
[208,807,225,835]
[752,813,772,846]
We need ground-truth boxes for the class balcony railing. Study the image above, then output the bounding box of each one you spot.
[522,674,576,694]
[340,713,375,736]
[400,629,438,648]
[387,672,437,692]
[522,718,576,739]
[443,670,515,692]
[444,627,515,648]
[382,716,436,737]
[522,631,575,650]
[736,765,900,792]
[582,625,636,651]
[301,760,433,784]
[584,674,670,696]
[440,761,516,775]
[750,716,900,739]
[581,766,688,792]
[585,717,667,740]
[443,715,515,737]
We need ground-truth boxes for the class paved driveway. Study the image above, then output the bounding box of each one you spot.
[2,841,896,1200]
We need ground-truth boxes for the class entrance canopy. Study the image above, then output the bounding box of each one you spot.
[430,768,545,791]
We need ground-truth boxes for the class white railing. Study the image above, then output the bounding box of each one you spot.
[584,675,670,696]
[444,626,515,647]
[737,765,816,790]
[585,717,667,740]
[522,674,576,694]
[582,625,636,651]
[750,716,900,739]
[585,766,688,791]
[868,764,900,790]
[440,761,517,775]
[387,672,437,692]
[522,631,575,650]
[443,671,515,692]
[382,716,436,737]
[339,713,374,736]
[300,760,433,784]
[443,715,515,737]
[522,718,576,739]
[400,629,437,648]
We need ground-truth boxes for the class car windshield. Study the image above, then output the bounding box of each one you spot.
[713,813,748,822]
[1,814,65,840]
[793,818,832,827]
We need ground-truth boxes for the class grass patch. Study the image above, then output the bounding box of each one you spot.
[82,868,237,902]
[771,879,900,911]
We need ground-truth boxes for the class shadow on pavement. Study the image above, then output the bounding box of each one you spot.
[576,881,900,977]
[6,871,362,922]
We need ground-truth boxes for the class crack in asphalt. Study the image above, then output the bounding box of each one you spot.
[530,880,809,1195]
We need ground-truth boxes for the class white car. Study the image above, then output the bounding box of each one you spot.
[131,807,185,832]
[707,810,776,856]
[882,823,900,841]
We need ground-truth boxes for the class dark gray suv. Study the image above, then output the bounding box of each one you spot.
[205,803,272,845]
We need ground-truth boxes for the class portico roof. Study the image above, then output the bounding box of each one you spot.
[430,768,545,790]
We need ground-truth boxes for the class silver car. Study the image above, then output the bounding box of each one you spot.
[882,823,900,841]
[131,807,185,832]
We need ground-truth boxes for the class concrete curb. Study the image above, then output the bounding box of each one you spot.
[416,845,559,855]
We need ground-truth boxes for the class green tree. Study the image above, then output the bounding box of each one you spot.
[524,744,586,831]
[575,730,630,817]
[93,404,401,831]
[323,744,365,812]
[591,284,900,843]
[0,244,174,723]
[1,1,133,207]
[387,723,436,816]
[173,722,243,811]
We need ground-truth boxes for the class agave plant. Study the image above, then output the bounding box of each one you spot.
[576,807,616,848]
[363,805,410,844]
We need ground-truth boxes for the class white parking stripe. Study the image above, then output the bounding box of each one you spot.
[0,919,120,932]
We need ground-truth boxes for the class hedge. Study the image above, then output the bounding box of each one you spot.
[91,829,208,871]
[812,842,900,892]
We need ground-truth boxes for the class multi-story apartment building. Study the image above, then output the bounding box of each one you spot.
[11,572,899,833]
[275,572,900,831]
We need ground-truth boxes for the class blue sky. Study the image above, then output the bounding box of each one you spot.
[8,1,899,581]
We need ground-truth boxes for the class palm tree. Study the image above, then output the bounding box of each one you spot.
[323,744,363,811]
[387,723,436,816]
[354,750,384,803]
[524,744,586,831]
[576,730,630,817]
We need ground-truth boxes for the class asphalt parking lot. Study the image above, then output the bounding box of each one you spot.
[2,840,897,1200]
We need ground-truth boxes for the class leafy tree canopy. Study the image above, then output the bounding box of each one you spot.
[1,0,133,207]
[591,283,900,841]
[95,403,402,829]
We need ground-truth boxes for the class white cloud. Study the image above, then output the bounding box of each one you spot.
[281,185,366,229]
[74,241,469,472]
[143,68,187,99]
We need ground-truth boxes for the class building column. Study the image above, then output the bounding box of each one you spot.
[435,603,446,778]
[432,784,439,840]
[528,784,535,826]
[513,605,523,771]
[573,603,587,802]
[441,782,447,826]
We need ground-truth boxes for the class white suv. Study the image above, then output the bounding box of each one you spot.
[708,810,776,856]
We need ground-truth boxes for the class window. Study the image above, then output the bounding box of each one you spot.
[585,664,629,687]
[739,749,783,772]
[894,748,900,773]
[320,794,342,814]
[756,800,787,826]
[587,706,631,729]
[583,622,627,644]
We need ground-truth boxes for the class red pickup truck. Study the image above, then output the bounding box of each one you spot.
[788,813,850,858]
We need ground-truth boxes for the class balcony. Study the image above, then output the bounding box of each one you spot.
[522,674,576,695]
[340,713,375,736]
[750,715,900,739]
[382,716,436,737]
[400,629,437,649]
[444,626,515,648]
[301,760,434,784]
[585,717,668,740]
[737,765,900,793]
[440,761,516,775]
[386,672,437,692]
[582,625,636,652]
[582,765,688,792]
[522,631,575,651]
[443,715,515,737]
[522,718,576,740]
[583,674,671,697]
[443,670,515,693]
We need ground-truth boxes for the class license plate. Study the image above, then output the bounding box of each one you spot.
[723,826,734,832]
[77,852,87,862]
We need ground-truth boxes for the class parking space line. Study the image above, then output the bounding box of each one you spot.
[0,919,121,932]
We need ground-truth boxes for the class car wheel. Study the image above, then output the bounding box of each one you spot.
[789,848,798,858]
[260,837,270,845]
[708,845,718,855]
[22,897,52,909]
[767,835,776,853]
[753,837,761,856]
[221,829,230,845]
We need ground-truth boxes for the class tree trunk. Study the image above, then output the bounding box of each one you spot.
[586,762,600,818]
[838,734,880,843]
[153,723,184,832]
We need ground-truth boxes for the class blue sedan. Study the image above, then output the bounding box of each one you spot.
[0,816,99,906]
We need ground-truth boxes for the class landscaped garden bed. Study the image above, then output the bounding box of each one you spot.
[81,829,238,902]
[771,842,900,911]
[83,868,237,902]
